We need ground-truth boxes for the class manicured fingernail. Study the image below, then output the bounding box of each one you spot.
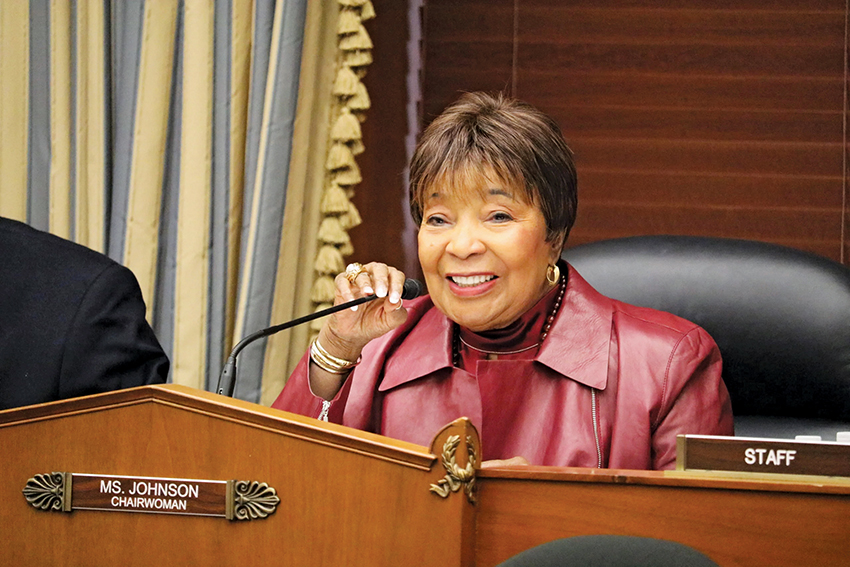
[376,285,388,298]
[389,292,400,304]
[364,286,374,295]
[350,305,358,311]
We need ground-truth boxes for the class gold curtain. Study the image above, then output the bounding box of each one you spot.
[0,0,320,405]
[262,0,376,405]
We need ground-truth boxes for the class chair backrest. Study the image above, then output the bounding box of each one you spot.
[496,535,719,567]
[563,235,850,438]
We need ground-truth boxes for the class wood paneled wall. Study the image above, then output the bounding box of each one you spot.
[350,0,414,275]
[422,0,850,264]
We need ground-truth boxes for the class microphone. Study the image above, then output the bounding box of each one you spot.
[216,278,424,397]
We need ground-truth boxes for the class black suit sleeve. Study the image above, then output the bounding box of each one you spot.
[57,262,169,400]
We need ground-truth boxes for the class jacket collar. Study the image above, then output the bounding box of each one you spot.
[536,265,611,390]
[379,303,454,391]
[378,264,613,392]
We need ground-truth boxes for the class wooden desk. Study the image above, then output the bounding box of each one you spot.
[476,466,850,567]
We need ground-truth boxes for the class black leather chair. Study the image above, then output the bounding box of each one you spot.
[563,235,850,440]
[496,535,719,567]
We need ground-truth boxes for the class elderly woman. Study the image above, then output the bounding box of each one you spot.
[272,92,733,470]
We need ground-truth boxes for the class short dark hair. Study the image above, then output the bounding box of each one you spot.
[409,92,577,244]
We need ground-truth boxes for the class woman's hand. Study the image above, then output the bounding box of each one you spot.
[320,262,410,358]
[481,456,530,468]
[309,262,409,400]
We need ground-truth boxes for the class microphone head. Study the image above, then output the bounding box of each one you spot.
[402,278,425,300]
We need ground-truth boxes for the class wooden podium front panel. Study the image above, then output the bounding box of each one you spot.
[474,468,850,567]
[0,386,471,567]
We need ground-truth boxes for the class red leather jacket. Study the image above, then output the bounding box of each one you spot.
[272,266,733,470]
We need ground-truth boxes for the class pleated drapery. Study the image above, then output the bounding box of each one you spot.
[0,0,332,405]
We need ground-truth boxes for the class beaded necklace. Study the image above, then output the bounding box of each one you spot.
[452,273,567,367]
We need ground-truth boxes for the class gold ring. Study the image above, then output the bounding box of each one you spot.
[344,262,367,283]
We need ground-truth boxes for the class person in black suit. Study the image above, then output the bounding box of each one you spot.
[0,216,169,410]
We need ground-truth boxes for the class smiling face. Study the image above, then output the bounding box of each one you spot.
[417,171,562,332]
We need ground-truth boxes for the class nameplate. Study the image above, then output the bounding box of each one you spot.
[676,435,850,477]
[74,474,228,516]
[23,472,279,521]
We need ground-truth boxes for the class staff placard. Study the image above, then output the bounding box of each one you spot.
[677,434,850,477]
[22,472,279,520]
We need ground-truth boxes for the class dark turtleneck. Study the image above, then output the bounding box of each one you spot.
[457,275,563,369]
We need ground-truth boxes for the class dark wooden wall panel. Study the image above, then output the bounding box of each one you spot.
[530,75,844,112]
[527,0,843,10]
[519,7,844,44]
[580,171,843,209]
[421,0,850,265]
[547,107,842,142]
[350,0,411,271]
[422,0,515,122]
[573,140,842,175]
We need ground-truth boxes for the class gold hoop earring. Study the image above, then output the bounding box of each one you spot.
[546,264,560,286]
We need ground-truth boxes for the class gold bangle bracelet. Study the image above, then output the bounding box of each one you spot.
[313,337,360,367]
[310,354,347,375]
[310,343,347,374]
[312,350,348,374]
[311,347,357,374]
[310,338,361,374]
